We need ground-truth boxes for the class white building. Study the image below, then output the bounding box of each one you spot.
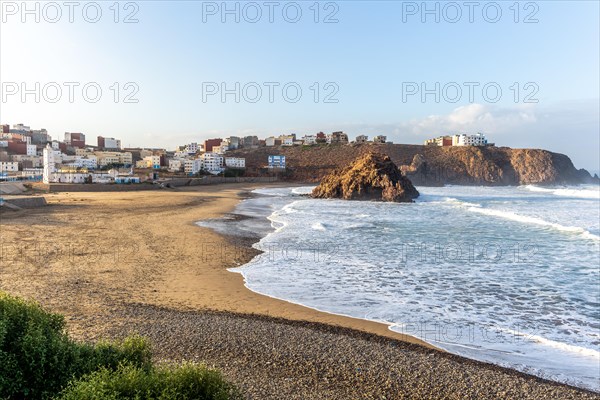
[212,144,229,154]
[184,159,203,175]
[268,155,286,169]
[373,135,387,144]
[452,133,488,146]
[173,150,189,159]
[67,156,97,169]
[137,155,161,169]
[201,152,224,174]
[169,159,184,172]
[26,144,37,156]
[281,136,294,146]
[185,142,198,154]
[225,157,245,169]
[102,137,121,149]
[302,135,316,145]
[0,161,18,173]
[265,137,276,147]
[11,155,43,168]
[97,154,120,167]
[12,124,30,132]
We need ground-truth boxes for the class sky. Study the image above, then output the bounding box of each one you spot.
[1,1,599,171]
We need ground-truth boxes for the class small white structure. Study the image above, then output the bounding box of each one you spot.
[265,137,276,147]
[373,135,387,144]
[0,161,18,172]
[169,159,184,172]
[302,135,317,145]
[212,145,229,155]
[281,136,294,146]
[26,144,37,156]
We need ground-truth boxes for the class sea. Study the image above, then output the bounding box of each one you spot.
[199,184,600,391]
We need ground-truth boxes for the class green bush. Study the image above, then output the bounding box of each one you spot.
[58,363,242,400]
[0,291,151,399]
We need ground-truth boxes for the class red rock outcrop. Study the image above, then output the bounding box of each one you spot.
[311,152,419,202]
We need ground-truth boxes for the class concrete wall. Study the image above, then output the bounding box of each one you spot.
[33,176,278,192]
[2,197,47,208]
[40,183,160,193]
[165,176,278,187]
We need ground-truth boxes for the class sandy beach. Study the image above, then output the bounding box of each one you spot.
[0,184,597,399]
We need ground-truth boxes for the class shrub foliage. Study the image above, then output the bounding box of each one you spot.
[0,291,239,399]
[58,363,242,400]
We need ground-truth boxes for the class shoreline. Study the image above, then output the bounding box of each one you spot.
[174,183,438,349]
[202,184,600,392]
[0,183,597,398]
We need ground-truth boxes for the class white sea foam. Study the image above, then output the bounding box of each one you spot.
[467,206,600,241]
[501,329,600,359]
[312,222,328,231]
[524,185,600,199]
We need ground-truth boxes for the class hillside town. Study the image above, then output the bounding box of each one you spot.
[0,123,491,184]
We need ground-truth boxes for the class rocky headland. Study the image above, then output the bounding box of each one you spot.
[229,144,600,186]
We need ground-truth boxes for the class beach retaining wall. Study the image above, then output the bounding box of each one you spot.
[164,176,278,187]
[32,176,278,192]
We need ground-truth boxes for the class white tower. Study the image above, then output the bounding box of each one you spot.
[43,144,55,184]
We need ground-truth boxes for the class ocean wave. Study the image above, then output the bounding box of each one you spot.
[524,185,600,200]
[442,197,483,208]
[311,222,328,231]
[466,206,600,241]
[291,186,315,195]
[501,329,600,359]
[226,185,600,391]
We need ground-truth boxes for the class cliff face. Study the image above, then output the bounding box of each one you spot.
[311,152,419,202]
[230,144,598,186]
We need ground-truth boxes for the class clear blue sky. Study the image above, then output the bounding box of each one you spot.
[1,1,598,170]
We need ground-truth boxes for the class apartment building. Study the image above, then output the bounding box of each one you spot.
[201,152,224,174]
[452,133,488,146]
[328,131,349,144]
[355,135,368,144]
[424,136,453,146]
[184,159,202,175]
[225,157,245,169]
[64,132,85,148]
[98,136,121,150]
